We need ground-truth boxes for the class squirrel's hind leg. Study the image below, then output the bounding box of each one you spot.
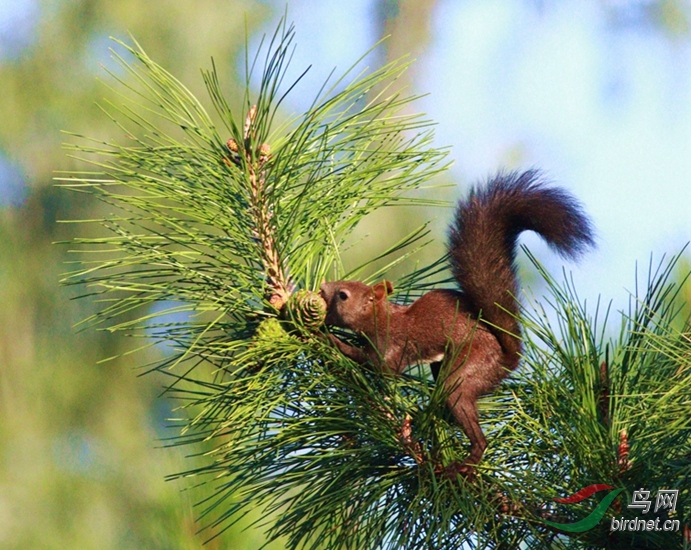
[442,336,508,478]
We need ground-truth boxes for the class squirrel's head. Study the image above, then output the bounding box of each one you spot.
[319,280,393,331]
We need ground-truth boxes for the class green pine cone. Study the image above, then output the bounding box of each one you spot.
[284,290,327,331]
[254,316,290,341]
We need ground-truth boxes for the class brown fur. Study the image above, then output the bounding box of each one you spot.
[320,170,594,476]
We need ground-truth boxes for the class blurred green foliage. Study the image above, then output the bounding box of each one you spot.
[0,1,290,548]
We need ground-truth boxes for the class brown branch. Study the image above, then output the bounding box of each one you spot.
[399,413,423,464]
[617,429,631,474]
[225,106,290,310]
[598,359,610,428]
[599,354,632,479]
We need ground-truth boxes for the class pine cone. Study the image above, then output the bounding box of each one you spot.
[255,316,289,341]
[244,317,294,374]
[284,290,327,331]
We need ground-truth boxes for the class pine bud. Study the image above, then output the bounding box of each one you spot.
[227,138,239,153]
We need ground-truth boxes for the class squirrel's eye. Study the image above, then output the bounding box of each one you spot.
[338,291,348,301]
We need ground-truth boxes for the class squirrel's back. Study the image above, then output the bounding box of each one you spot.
[448,170,594,367]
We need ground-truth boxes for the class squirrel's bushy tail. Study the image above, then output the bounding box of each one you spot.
[448,170,595,367]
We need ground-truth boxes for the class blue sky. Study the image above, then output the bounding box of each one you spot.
[0,0,37,60]
[424,0,691,314]
[261,0,691,318]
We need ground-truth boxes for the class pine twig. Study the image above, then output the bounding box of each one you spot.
[226,105,289,309]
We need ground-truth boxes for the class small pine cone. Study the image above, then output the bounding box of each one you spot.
[284,290,327,331]
[255,317,288,341]
[224,138,242,167]
[227,138,239,153]
[259,143,271,159]
[245,317,294,373]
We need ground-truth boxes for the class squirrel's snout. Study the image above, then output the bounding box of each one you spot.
[319,284,330,303]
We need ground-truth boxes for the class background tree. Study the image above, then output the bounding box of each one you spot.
[0,2,282,548]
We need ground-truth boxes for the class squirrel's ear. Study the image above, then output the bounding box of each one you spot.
[372,280,393,301]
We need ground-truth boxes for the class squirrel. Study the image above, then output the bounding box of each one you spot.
[319,170,595,477]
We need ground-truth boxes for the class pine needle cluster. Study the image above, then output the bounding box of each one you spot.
[59,20,689,549]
